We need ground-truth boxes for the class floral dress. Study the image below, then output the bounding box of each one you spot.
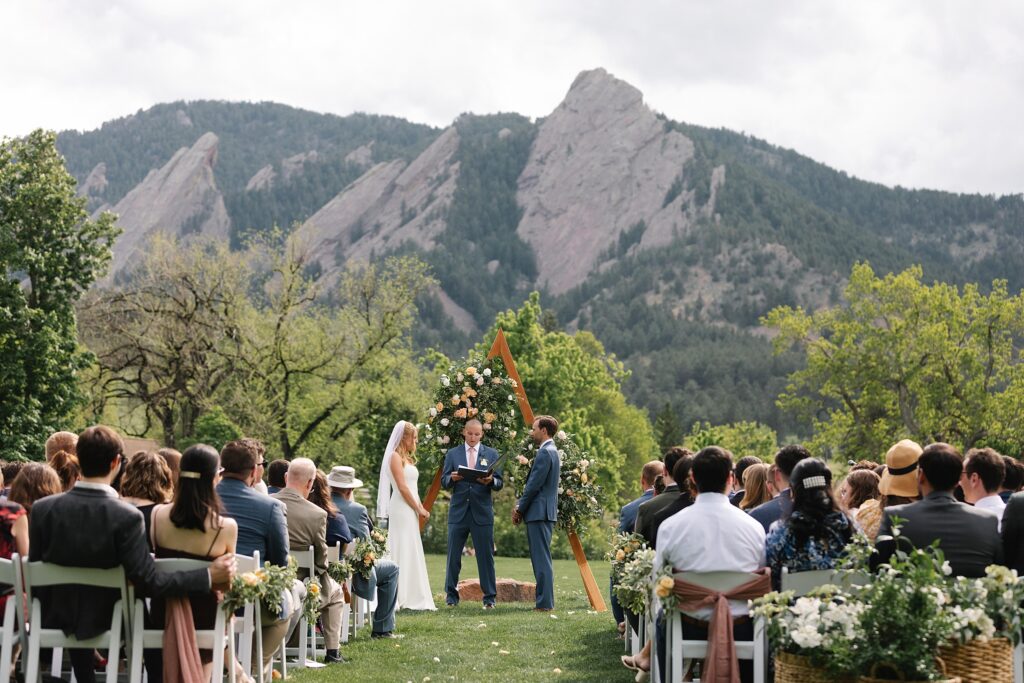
[0,499,27,612]
[765,511,853,591]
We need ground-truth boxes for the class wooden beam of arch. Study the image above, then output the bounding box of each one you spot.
[420,328,606,612]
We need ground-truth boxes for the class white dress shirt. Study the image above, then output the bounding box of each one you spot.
[654,491,767,617]
[976,494,1006,530]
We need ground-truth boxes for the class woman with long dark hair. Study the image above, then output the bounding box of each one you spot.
[308,470,353,551]
[149,444,241,681]
[765,458,853,590]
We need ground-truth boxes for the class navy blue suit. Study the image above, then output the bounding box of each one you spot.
[217,477,290,567]
[518,439,560,609]
[749,489,793,533]
[611,489,654,624]
[442,443,504,605]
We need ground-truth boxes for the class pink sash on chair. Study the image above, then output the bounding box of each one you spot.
[162,596,205,682]
[673,567,771,683]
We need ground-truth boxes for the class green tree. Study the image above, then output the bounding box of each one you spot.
[653,402,684,451]
[79,236,248,447]
[226,238,434,460]
[0,130,119,460]
[682,420,778,459]
[763,263,1024,459]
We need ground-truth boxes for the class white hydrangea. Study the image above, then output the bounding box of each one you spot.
[440,418,449,426]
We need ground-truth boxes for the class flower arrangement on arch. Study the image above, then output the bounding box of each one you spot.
[510,429,603,533]
[418,357,522,474]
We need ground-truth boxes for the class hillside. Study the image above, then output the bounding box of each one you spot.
[54,69,1024,440]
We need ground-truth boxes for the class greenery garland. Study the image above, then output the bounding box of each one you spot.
[221,560,297,617]
[509,430,603,533]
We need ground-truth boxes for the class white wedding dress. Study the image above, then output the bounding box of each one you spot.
[386,460,437,611]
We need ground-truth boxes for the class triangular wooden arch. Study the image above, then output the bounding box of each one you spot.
[421,329,606,611]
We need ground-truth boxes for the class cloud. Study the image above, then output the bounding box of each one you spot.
[1,0,1021,194]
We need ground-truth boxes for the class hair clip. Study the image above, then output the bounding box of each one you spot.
[802,475,827,489]
[179,471,202,479]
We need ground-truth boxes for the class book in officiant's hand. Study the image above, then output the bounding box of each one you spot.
[457,451,506,481]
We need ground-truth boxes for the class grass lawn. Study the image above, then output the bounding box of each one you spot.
[287,553,633,683]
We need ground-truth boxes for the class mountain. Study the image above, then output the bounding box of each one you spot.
[55,69,1024,439]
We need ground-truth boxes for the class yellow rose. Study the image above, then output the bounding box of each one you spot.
[492,377,502,384]
[466,366,477,376]
[255,570,268,581]
[581,473,588,484]
[484,411,496,423]
[309,583,321,596]
[436,402,444,412]
[241,572,260,586]
[468,407,478,417]
[454,408,467,419]
[615,549,625,561]
[451,396,461,405]
[364,553,375,564]
[656,582,672,598]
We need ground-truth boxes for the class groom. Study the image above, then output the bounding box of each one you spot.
[513,415,561,611]
[442,418,504,608]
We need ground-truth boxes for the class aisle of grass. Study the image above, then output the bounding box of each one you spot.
[288,553,632,683]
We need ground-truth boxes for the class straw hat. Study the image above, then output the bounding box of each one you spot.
[878,439,923,498]
[326,465,363,489]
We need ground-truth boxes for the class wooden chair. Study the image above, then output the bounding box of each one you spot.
[127,557,234,683]
[23,561,131,683]
[664,571,768,683]
[0,554,27,682]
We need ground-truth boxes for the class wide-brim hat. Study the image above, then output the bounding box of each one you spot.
[327,465,363,489]
[878,439,923,498]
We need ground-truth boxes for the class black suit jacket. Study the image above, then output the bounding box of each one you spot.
[1001,491,1024,573]
[29,486,210,640]
[634,486,693,549]
[872,491,1002,577]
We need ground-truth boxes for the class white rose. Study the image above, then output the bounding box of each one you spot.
[441,375,450,387]
[557,487,564,494]
[579,459,589,469]
[441,435,451,444]
[483,368,492,377]
[942,561,952,576]
[483,423,491,430]
[437,437,445,445]
[508,394,515,401]
[457,373,464,382]
[440,418,450,426]
[476,376,484,386]
[556,430,567,441]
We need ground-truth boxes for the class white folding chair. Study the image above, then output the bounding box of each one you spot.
[664,571,768,683]
[24,561,131,683]
[285,546,322,667]
[780,567,869,596]
[127,557,234,683]
[1014,641,1024,683]
[233,552,261,682]
[325,542,353,645]
[0,554,27,682]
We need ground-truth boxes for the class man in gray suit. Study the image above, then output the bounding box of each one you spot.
[513,415,561,611]
[328,465,401,639]
[873,442,1002,577]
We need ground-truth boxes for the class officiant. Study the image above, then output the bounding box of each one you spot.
[442,419,504,608]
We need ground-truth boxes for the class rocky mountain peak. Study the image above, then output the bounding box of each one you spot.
[562,68,645,115]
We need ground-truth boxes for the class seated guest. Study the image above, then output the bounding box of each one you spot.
[9,463,62,514]
[1000,455,1024,503]
[749,445,812,532]
[638,452,696,549]
[158,447,182,485]
[0,468,28,615]
[328,465,401,639]
[0,462,24,498]
[962,447,1007,528]
[266,459,289,495]
[149,445,240,680]
[235,438,269,495]
[612,460,663,634]
[873,443,1001,577]
[273,459,348,664]
[839,469,880,520]
[120,450,174,545]
[766,459,853,590]
[635,449,693,547]
[45,430,78,461]
[856,439,921,540]
[739,463,772,510]
[216,439,296,671]
[29,425,234,683]
[626,446,767,680]
[49,450,81,491]
[308,470,353,552]
[730,456,762,506]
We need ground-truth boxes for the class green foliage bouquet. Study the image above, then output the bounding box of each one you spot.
[749,586,865,674]
[350,537,378,580]
[607,532,647,579]
[327,559,352,583]
[614,547,656,615]
[511,430,603,532]
[418,357,522,473]
[946,565,1024,645]
[221,560,297,618]
[301,577,321,625]
[368,527,388,557]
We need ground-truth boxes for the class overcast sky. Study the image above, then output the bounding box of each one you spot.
[2,0,1022,195]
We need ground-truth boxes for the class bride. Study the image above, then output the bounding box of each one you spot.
[377,420,436,611]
